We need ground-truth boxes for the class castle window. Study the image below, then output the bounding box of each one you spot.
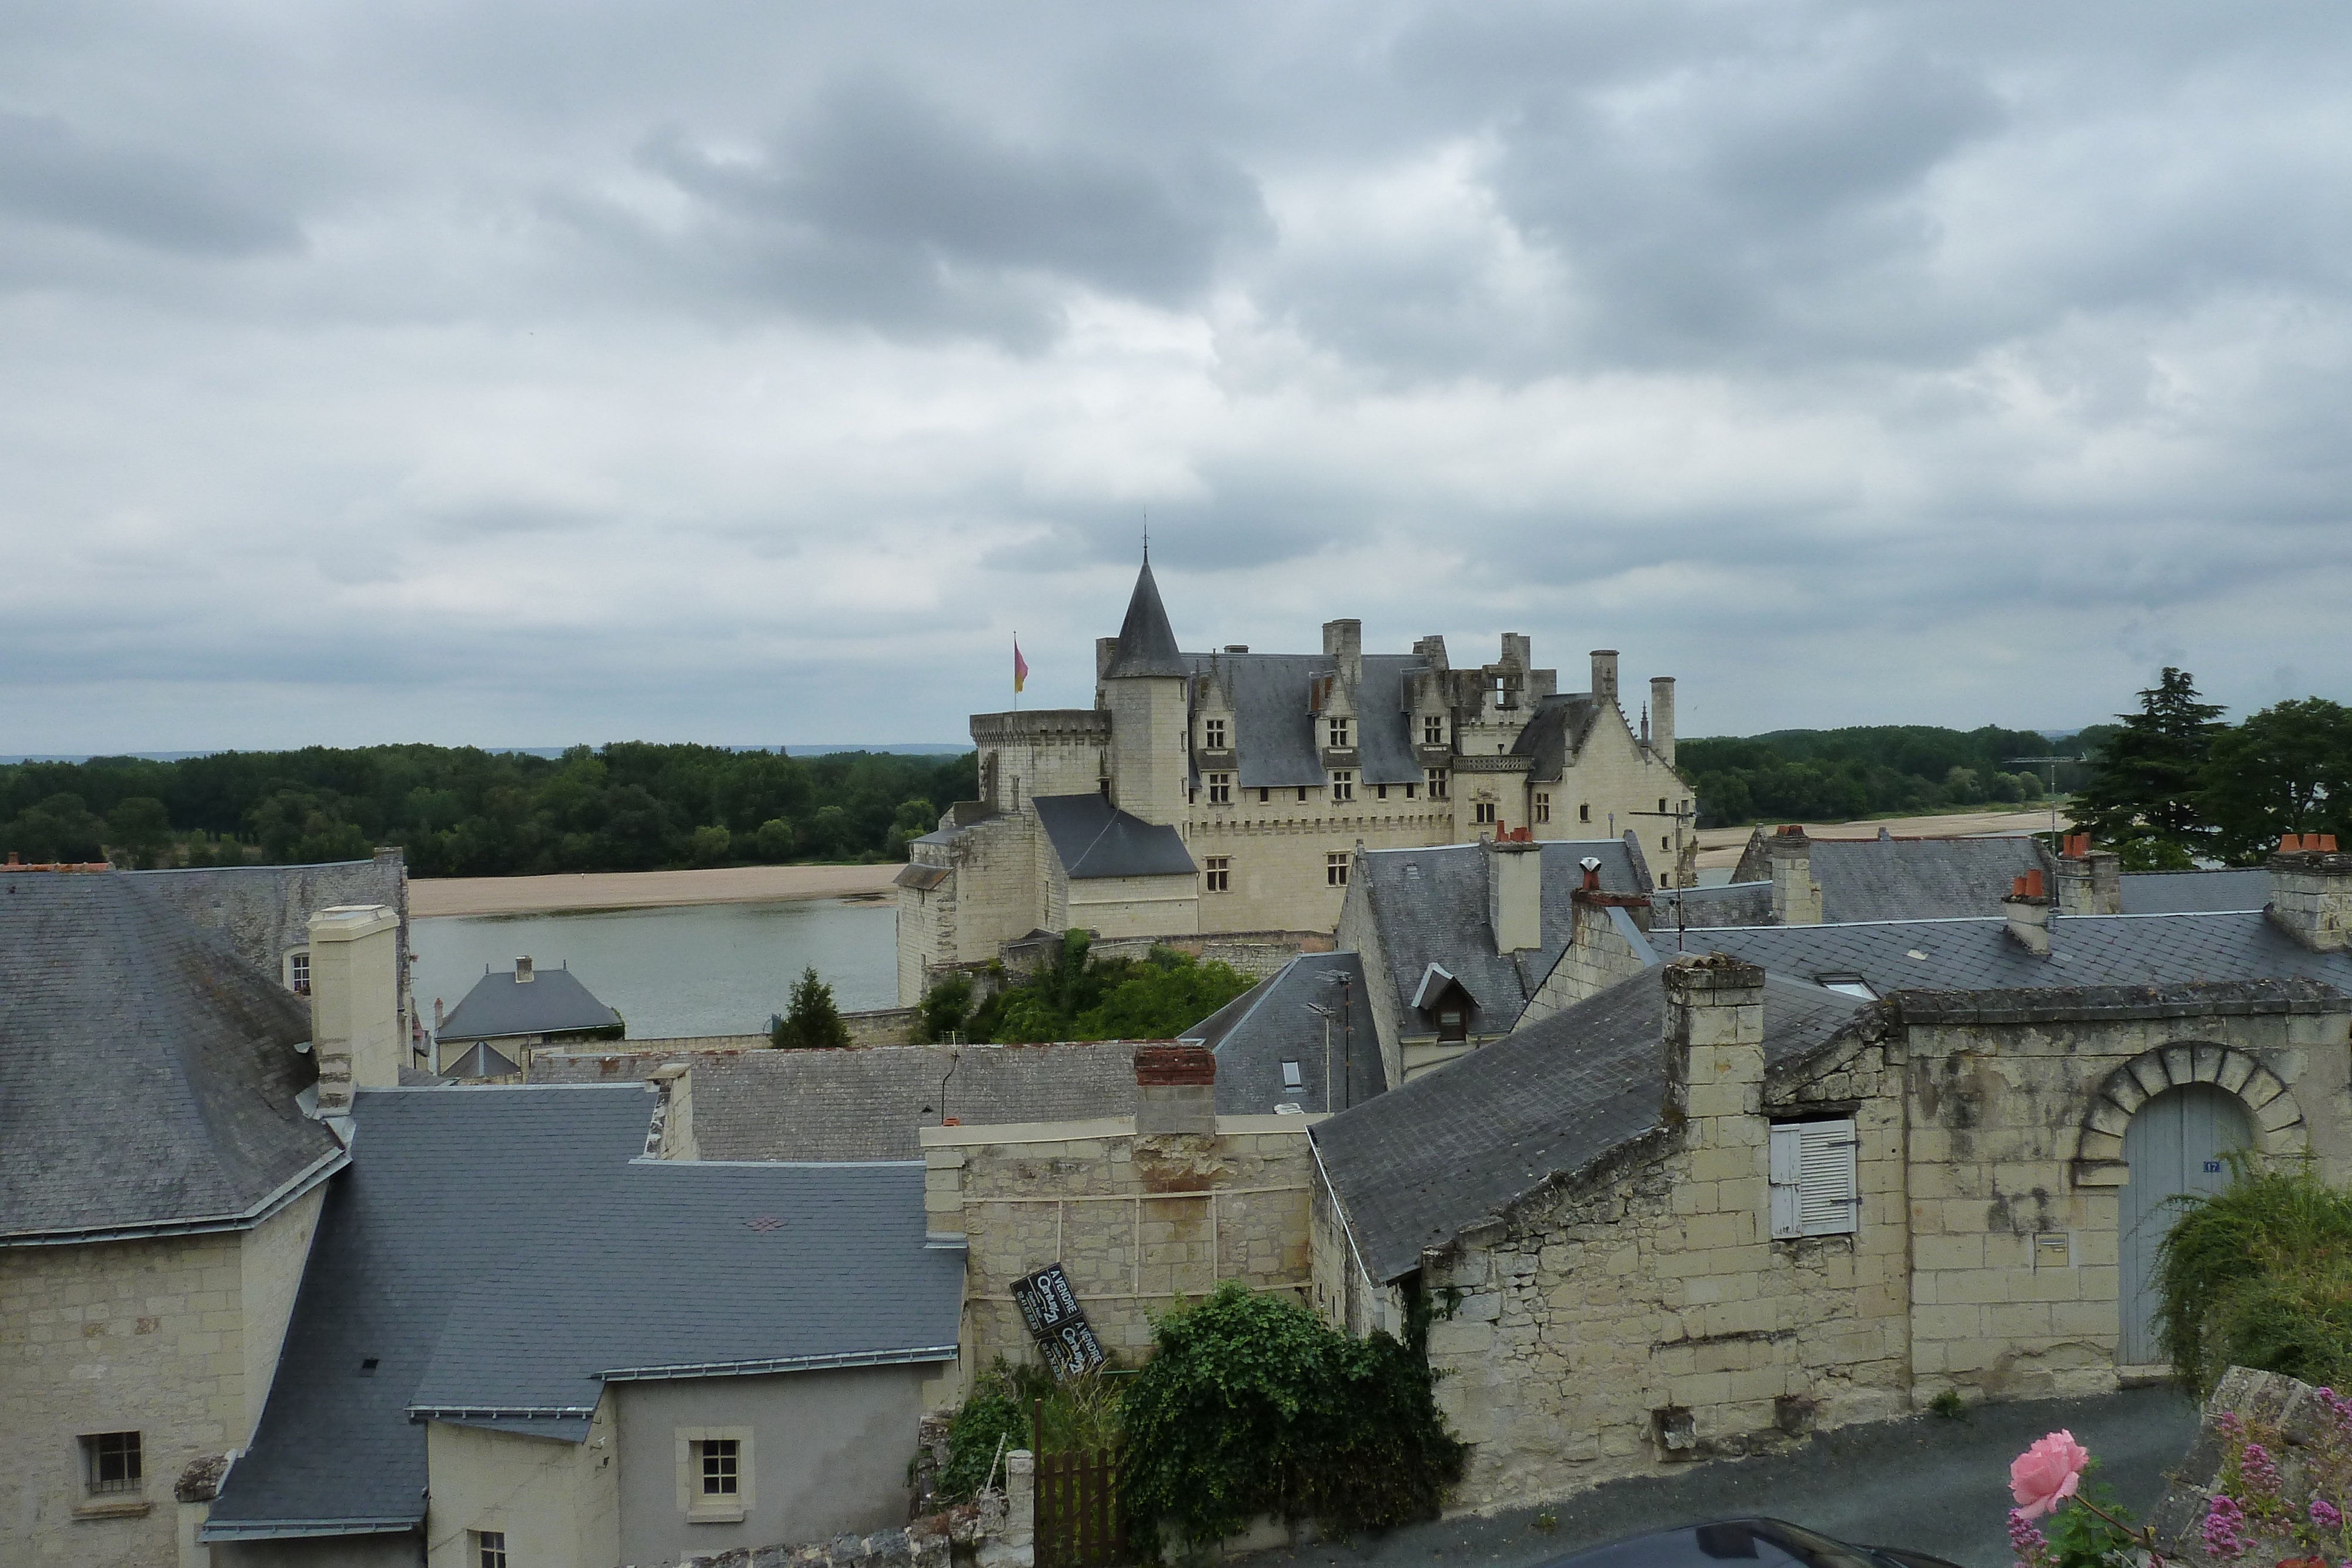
[1331,771,1354,803]
[1207,773,1231,805]
[1474,801,1498,825]
[1325,853,1349,887]
[1297,787,1308,803]
[1204,718,1227,749]
[1769,1119,1860,1239]
[1425,768,1448,799]
[1659,797,1669,814]
[472,1532,510,1568]
[1403,782,1417,799]
[1259,788,1270,803]
[1662,835,1670,851]
[1327,717,1351,750]
[1424,716,1444,745]
[1579,803,1591,823]
[81,1432,141,1495]
[1534,793,1551,824]
[1204,857,1230,893]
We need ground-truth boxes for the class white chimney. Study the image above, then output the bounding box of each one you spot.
[1766,827,1822,925]
[1590,650,1619,706]
[1486,833,1544,955]
[516,955,535,983]
[1649,677,1676,768]
[309,905,401,1114]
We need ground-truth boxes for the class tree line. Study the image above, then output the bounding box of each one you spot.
[1679,723,2089,828]
[0,743,977,874]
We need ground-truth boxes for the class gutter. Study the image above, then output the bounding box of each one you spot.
[0,1143,349,1249]
[199,1517,417,1543]
[596,1343,961,1382]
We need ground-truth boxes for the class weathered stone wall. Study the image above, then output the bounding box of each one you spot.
[2149,1366,2344,1562]
[0,1190,325,1568]
[923,1117,1317,1387]
[1064,872,1200,941]
[1518,895,1652,1028]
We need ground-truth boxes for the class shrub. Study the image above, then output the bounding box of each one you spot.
[771,967,852,1049]
[2157,1161,2352,1396]
[1119,1283,1464,1550]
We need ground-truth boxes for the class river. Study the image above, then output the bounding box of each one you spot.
[411,896,898,1041]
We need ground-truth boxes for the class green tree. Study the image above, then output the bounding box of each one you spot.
[689,824,732,865]
[2200,698,2352,864]
[105,796,174,868]
[2073,668,2225,862]
[751,818,796,860]
[1,793,106,862]
[917,973,974,1043]
[771,967,852,1049]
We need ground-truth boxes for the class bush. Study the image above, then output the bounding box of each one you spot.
[2157,1161,2352,1396]
[934,1360,1124,1502]
[771,967,853,1049]
[1119,1283,1464,1550]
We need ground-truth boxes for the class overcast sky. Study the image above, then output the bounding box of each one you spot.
[5,2,2348,754]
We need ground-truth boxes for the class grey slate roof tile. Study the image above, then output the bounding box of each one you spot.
[1653,880,1775,930]
[2121,868,2270,914]
[532,1041,1144,1159]
[206,1086,961,1534]
[1033,794,1195,879]
[1727,834,2052,923]
[1187,653,1431,789]
[436,962,620,1042]
[1357,838,1652,1037]
[1312,969,1860,1283]
[1,871,342,1240]
[1183,952,1387,1114]
[1101,560,1188,679]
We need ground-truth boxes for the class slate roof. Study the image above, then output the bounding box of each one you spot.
[205,1086,961,1539]
[1182,952,1387,1114]
[436,962,620,1044]
[1101,559,1188,679]
[532,1041,1144,1159]
[1653,880,1776,931]
[1313,968,1862,1283]
[442,1041,520,1079]
[1508,694,1609,784]
[1,871,344,1242]
[1033,793,1195,880]
[1355,837,1652,1038]
[1730,831,2052,923]
[2121,868,2270,914]
[1186,652,1431,790]
[1686,910,2352,996]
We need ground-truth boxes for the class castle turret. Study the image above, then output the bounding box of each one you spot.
[1100,554,1191,826]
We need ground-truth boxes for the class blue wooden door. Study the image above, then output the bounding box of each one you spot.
[2118,1083,2251,1365]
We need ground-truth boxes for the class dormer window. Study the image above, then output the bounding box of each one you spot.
[1424,716,1444,745]
[1204,718,1227,750]
[1331,771,1354,803]
[1436,1008,1466,1044]
[1207,773,1232,805]
[1327,717,1351,749]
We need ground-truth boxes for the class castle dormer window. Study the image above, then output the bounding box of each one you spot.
[1327,717,1350,749]
[1204,718,1227,749]
[1424,716,1444,745]
[1331,771,1354,804]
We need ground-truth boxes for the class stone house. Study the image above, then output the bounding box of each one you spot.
[431,955,623,1077]
[1,870,399,1568]
[1308,844,2352,1510]
[895,555,1691,1002]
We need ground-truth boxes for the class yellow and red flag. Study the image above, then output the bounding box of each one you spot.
[1014,641,1029,694]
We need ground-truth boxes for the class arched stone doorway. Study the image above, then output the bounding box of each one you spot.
[2117,1084,2254,1365]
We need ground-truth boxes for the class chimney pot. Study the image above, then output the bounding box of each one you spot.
[2269,845,2352,952]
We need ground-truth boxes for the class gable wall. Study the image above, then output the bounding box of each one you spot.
[424,1403,618,1568]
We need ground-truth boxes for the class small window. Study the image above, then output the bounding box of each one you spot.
[1204,718,1227,749]
[1534,793,1551,824]
[1204,857,1230,893]
[1424,716,1444,745]
[1769,1119,1860,1239]
[1296,787,1308,803]
[1474,801,1497,825]
[1281,1061,1304,1091]
[699,1437,740,1497]
[472,1532,509,1568]
[1436,1008,1466,1043]
[82,1432,141,1495]
[1376,783,1387,800]
[1258,787,1269,803]
[288,950,310,994]
[1425,768,1448,800]
[1579,803,1591,823]
[1662,835,1670,851]
[1403,782,1417,799]
[1326,852,1349,888]
[1331,771,1354,803]
[1659,797,1669,814]
[1815,974,1877,1001]
[1207,772,1231,805]
[1327,717,1351,750]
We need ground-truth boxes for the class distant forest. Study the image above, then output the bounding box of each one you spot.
[1679,724,2114,829]
[0,744,978,875]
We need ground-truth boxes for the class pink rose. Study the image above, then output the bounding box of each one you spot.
[2009,1430,2090,1520]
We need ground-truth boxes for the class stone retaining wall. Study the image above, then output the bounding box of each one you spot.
[2150,1365,2347,1563]
[685,1453,1032,1568]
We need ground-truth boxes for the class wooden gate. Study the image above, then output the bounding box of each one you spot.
[1033,1449,1125,1568]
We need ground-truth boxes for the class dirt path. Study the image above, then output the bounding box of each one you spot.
[1695,806,2070,869]
[410,863,900,918]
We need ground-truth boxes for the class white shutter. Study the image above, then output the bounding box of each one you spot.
[1769,1124,1803,1239]
[1797,1119,1860,1237]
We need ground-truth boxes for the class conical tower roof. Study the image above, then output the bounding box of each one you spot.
[1102,556,1187,679]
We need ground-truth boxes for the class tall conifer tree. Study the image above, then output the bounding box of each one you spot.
[2074,667,2224,867]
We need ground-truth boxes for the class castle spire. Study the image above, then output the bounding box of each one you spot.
[1102,550,1186,679]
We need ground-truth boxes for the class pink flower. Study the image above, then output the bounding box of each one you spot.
[2009,1430,2091,1520]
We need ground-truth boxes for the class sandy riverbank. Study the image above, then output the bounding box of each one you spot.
[1693,805,2071,868]
[410,863,900,918]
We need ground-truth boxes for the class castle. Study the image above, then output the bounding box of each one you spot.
[894,556,1692,1003]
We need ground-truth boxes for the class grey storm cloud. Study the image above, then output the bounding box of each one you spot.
[2,0,2351,752]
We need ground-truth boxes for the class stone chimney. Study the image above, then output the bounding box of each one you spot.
[2053,834,2121,917]
[1766,827,1822,925]
[1662,953,1767,1140]
[515,955,535,983]
[309,905,401,1115]
[646,1062,699,1159]
[2270,837,2351,952]
[1134,1044,1217,1135]
[2003,871,2052,956]
[1486,830,1544,954]
[1322,618,1364,691]
[1590,650,1619,706]
[1649,677,1676,768]
[1095,636,1118,685]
